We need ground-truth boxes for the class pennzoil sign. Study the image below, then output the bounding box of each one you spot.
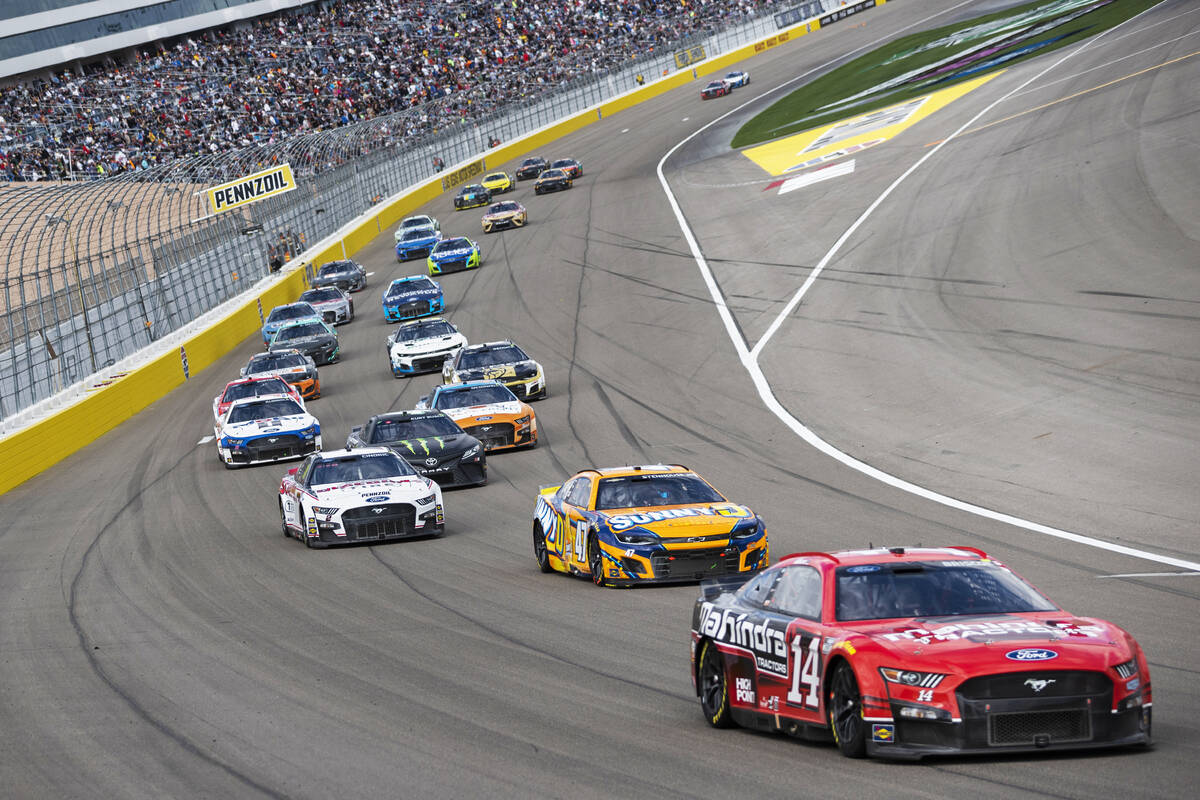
[205,164,297,215]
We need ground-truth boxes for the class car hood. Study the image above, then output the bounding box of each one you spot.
[271,334,333,349]
[440,401,524,421]
[311,476,433,503]
[382,434,471,458]
[385,287,441,303]
[265,317,319,330]
[398,234,440,246]
[307,298,345,308]
[430,245,477,260]
[222,413,315,436]
[247,366,309,379]
[599,503,756,539]
[454,360,539,381]
[390,333,466,356]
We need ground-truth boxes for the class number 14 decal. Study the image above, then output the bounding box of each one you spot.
[787,634,821,709]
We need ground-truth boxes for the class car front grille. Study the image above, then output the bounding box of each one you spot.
[651,549,739,579]
[391,300,434,319]
[410,354,448,372]
[988,709,1092,746]
[434,258,470,273]
[246,435,301,461]
[957,671,1110,700]
[341,504,416,541]
[461,423,514,449]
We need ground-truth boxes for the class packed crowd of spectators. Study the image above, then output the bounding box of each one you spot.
[0,0,796,181]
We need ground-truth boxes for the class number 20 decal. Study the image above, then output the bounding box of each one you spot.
[786,634,821,709]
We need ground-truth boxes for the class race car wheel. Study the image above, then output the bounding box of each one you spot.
[279,500,290,538]
[587,534,607,587]
[829,663,867,758]
[533,524,552,573]
[698,639,734,728]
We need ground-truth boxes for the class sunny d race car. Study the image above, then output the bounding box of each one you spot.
[394,214,440,242]
[416,380,536,452]
[454,184,491,210]
[387,316,466,377]
[427,237,481,276]
[311,259,367,292]
[722,70,750,88]
[345,410,486,488]
[261,301,322,345]
[690,547,1153,760]
[395,225,442,261]
[268,318,339,365]
[533,168,571,195]
[382,276,444,322]
[481,201,527,234]
[515,156,548,180]
[443,339,545,401]
[278,448,444,547]
[241,349,320,399]
[532,465,767,587]
[216,394,320,468]
[701,81,730,100]
[213,375,302,423]
[298,286,354,325]
[549,157,582,179]
[481,171,513,194]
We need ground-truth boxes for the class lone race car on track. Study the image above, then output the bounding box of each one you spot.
[481,171,514,194]
[427,237,481,275]
[298,286,354,325]
[267,319,339,365]
[345,410,487,488]
[443,339,545,401]
[690,547,1153,760]
[213,375,302,423]
[278,448,444,547]
[382,276,444,322]
[394,214,440,242]
[722,70,750,88]
[532,465,768,587]
[261,301,322,345]
[241,349,320,400]
[549,157,582,179]
[533,168,572,195]
[515,157,548,181]
[481,201,527,233]
[387,316,466,377]
[395,225,442,261]
[417,380,536,452]
[454,184,491,210]
[311,259,367,292]
[701,81,730,100]
[216,394,320,468]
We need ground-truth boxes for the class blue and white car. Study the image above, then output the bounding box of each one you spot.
[387,317,467,377]
[426,237,481,276]
[383,276,444,323]
[395,225,443,261]
[722,70,750,88]
[262,301,322,345]
[394,214,440,242]
[216,393,321,469]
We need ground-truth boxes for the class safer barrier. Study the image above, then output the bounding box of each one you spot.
[0,1,890,495]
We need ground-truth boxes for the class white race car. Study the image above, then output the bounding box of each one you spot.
[216,394,321,468]
[299,286,354,325]
[394,214,441,242]
[387,316,467,377]
[278,447,445,547]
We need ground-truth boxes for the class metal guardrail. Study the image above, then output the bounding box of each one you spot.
[0,1,838,422]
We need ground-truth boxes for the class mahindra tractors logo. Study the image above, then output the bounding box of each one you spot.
[1024,678,1056,693]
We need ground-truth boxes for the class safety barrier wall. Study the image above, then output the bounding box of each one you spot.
[0,1,896,495]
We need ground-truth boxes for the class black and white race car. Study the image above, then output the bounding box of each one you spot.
[278,448,445,547]
[387,316,467,377]
[345,410,486,488]
[216,394,321,468]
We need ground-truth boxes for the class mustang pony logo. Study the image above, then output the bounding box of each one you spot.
[1024,678,1056,693]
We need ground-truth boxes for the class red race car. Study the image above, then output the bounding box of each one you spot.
[212,375,302,423]
[691,546,1151,760]
[701,80,730,100]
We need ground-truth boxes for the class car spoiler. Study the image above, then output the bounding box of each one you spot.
[698,573,755,602]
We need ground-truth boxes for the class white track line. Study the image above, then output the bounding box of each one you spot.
[1099,572,1200,579]
[197,435,214,445]
[655,2,1200,572]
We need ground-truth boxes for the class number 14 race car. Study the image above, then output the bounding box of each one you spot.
[691,547,1152,760]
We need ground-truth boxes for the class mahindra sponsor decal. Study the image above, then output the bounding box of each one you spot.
[882,620,1105,644]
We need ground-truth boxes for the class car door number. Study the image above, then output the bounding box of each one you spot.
[573,519,587,562]
[786,634,821,709]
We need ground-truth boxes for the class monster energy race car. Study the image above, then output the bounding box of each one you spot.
[345,410,486,488]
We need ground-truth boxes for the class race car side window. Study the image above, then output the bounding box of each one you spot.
[766,566,822,620]
[296,456,316,488]
[739,570,780,608]
[564,477,591,508]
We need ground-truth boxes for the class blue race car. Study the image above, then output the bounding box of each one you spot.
[382,276,445,323]
[395,225,442,261]
[261,301,322,345]
[427,237,481,276]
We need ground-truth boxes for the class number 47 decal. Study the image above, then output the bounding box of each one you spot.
[787,634,821,708]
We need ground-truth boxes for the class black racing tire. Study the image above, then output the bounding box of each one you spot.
[698,639,735,728]
[533,523,552,573]
[829,662,867,758]
[279,500,290,538]
[588,534,607,587]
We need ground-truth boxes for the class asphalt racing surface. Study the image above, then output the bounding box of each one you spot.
[2,2,1197,797]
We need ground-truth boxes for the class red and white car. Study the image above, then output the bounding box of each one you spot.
[701,80,730,100]
[691,547,1152,760]
[212,375,302,424]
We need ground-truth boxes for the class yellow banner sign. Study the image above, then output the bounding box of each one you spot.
[205,164,297,215]
[441,158,486,192]
[674,45,706,69]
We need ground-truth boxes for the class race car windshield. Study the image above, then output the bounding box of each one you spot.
[551,160,572,169]
[223,378,289,402]
[401,228,435,241]
[386,279,435,300]
[433,239,471,253]
[706,82,724,89]
[484,173,506,182]
[267,305,315,323]
[402,217,432,229]
[309,453,414,485]
[458,345,526,369]
[834,562,1059,621]
[594,475,724,509]
[521,159,542,167]
[370,415,462,443]
[460,185,484,194]
[247,353,306,371]
[392,320,455,342]
[540,169,565,179]
[300,288,340,303]
[275,322,327,340]
[435,385,516,409]
[227,398,304,423]
[489,202,520,213]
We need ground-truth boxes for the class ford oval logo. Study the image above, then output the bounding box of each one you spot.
[1006,648,1058,662]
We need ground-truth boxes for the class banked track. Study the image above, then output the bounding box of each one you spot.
[2,2,1197,797]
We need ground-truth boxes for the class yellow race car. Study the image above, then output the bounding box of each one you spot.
[480,170,514,194]
[481,200,528,233]
[532,465,769,586]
